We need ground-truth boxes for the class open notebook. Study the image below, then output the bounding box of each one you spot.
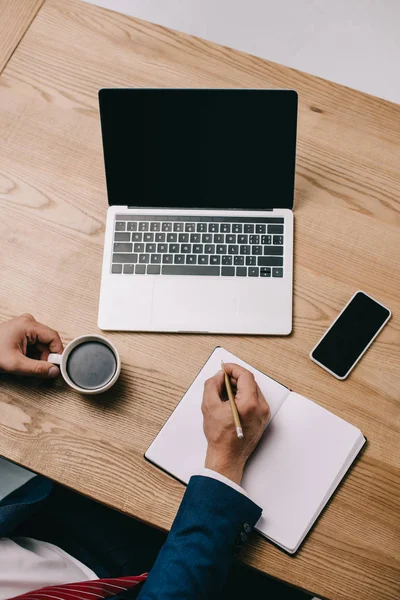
[146,347,366,553]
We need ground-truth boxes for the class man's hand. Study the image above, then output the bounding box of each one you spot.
[202,363,270,485]
[0,314,63,379]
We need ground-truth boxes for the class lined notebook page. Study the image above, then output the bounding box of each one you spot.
[242,392,363,552]
[145,347,289,484]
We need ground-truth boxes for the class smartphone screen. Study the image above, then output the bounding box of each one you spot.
[310,291,391,379]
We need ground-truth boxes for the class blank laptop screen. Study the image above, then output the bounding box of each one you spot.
[99,89,298,211]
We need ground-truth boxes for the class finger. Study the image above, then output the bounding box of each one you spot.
[27,321,63,354]
[202,371,225,407]
[223,363,257,391]
[12,355,60,379]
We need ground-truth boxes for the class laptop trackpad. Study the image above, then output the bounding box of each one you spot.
[151,278,239,331]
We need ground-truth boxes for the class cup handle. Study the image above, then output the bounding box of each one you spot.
[48,353,63,365]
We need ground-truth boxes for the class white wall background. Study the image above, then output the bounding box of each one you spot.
[83,0,400,104]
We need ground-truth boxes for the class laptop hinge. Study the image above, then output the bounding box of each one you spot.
[126,206,274,211]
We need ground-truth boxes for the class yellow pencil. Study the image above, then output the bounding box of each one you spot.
[221,361,244,439]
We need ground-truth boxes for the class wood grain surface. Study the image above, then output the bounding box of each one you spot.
[0,0,45,73]
[0,0,399,598]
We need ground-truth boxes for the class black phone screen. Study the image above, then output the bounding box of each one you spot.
[311,292,390,378]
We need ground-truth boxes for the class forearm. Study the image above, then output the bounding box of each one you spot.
[137,475,262,600]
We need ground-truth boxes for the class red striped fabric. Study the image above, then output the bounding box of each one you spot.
[8,575,148,600]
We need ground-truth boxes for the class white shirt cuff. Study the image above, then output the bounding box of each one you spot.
[198,468,249,499]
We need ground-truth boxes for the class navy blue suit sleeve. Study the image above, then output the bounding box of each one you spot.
[137,475,262,600]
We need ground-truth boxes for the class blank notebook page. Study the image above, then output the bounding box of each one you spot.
[145,347,289,486]
[242,392,363,552]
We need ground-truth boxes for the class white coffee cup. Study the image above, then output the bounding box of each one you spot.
[48,334,121,395]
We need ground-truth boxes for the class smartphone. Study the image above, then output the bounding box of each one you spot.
[310,291,391,380]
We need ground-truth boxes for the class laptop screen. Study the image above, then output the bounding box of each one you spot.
[99,89,297,210]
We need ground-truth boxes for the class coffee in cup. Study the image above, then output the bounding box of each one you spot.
[48,335,121,394]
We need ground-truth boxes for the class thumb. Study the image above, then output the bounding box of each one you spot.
[13,355,60,379]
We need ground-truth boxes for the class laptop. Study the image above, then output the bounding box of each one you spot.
[98,88,298,334]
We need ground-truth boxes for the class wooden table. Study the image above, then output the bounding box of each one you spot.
[0,1,399,598]
[0,0,44,73]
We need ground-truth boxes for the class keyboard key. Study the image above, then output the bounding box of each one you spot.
[167,233,177,242]
[112,264,122,273]
[240,245,251,255]
[115,222,126,231]
[261,235,272,245]
[179,233,189,243]
[220,224,231,233]
[197,223,207,232]
[173,222,184,232]
[147,265,161,274]
[205,244,215,254]
[256,224,266,234]
[169,244,180,253]
[236,267,247,276]
[222,256,233,265]
[238,234,248,244]
[234,256,244,265]
[144,233,154,242]
[123,264,134,274]
[246,256,257,266]
[155,232,166,242]
[228,245,239,254]
[193,244,204,253]
[157,243,168,253]
[174,254,185,264]
[139,254,149,264]
[268,225,284,234]
[249,235,259,245]
[209,223,219,232]
[214,234,224,243]
[114,243,132,253]
[202,233,212,243]
[226,234,236,244]
[135,264,146,274]
[221,267,235,276]
[127,222,137,232]
[162,222,172,232]
[210,255,220,265]
[216,245,227,254]
[252,245,262,255]
[186,255,196,264]
[258,257,284,266]
[273,235,284,245]
[134,243,144,253]
[232,224,242,233]
[185,223,196,232]
[163,254,173,264]
[162,265,220,276]
[151,254,161,263]
[272,268,283,277]
[113,253,138,263]
[139,222,149,231]
[198,255,209,265]
[132,232,142,242]
[190,233,201,243]
[150,222,160,232]
[260,267,271,277]
[244,224,254,233]
[249,267,259,277]
[181,244,191,253]
[114,232,130,242]
[264,245,283,255]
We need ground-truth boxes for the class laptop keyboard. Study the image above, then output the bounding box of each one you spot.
[111,215,284,277]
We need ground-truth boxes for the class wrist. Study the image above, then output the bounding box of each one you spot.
[205,448,245,485]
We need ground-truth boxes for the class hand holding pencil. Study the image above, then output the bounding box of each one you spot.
[202,363,270,485]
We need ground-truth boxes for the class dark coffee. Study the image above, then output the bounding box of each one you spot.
[66,341,117,390]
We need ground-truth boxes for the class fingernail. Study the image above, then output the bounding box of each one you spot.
[48,366,59,378]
